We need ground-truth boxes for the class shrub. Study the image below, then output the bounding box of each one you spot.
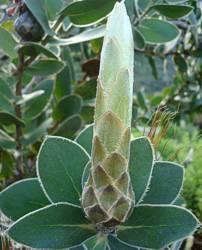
[0,3,200,249]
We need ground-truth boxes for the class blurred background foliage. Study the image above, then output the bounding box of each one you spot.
[0,0,201,247]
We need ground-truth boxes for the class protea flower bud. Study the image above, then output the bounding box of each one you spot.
[82,2,134,229]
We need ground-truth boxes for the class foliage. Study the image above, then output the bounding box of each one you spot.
[0,0,200,185]
[157,126,202,222]
[0,2,200,249]
[133,119,202,222]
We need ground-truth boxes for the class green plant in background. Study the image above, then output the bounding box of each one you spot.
[133,115,202,225]
[156,126,202,222]
[0,0,105,184]
[130,0,202,128]
[0,3,200,249]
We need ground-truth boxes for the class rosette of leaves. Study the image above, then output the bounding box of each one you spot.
[0,3,200,249]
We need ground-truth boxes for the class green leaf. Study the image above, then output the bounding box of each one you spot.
[55,65,73,100]
[37,136,90,205]
[81,161,91,188]
[55,47,75,100]
[8,203,95,249]
[62,46,75,80]
[53,95,82,122]
[53,115,82,138]
[138,18,180,44]
[167,0,187,3]
[84,235,108,250]
[45,0,64,21]
[75,124,93,155]
[125,0,135,18]
[0,152,14,180]
[26,59,64,76]
[147,56,158,80]
[0,93,14,113]
[17,43,58,59]
[129,137,154,203]
[0,27,17,58]
[50,25,105,45]
[24,0,54,36]
[17,90,45,105]
[0,78,14,99]
[108,235,138,250]
[60,0,119,26]
[133,28,145,50]
[174,53,188,73]
[22,118,52,145]
[0,112,25,126]
[137,90,148,111]
[70,245,86,250]
[0,130,16,150]
[117,205,199,249]
[0,178,50,221]
[81,106,94,124]
[152,4,193,19]
[23,79,54,120]
[75,79,97,100]
[142,161,184,204]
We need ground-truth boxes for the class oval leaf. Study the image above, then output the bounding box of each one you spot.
[50,25,105,46]
[53,115,82,139]
[0,27,17,58]
[117,205,199,249]
[17,43,58,59]
[138,18,180,44]
[23,79,54,120]
[55,65,73,100]
[133,28,145,50]
[0,178,49,221]
[37,136,90,205]
[60,0,119,26]
[84,235,108,250]
[0,93,14,113]
[129,137,154,203]
[26,59,64,76]
[75,79,97,100]
[45,0,64,21]
[53,95,82,122]
[141,161,184,204]
[0,78,14,99]
[108,235,139,250]
[152,4,193,19]
[24,0,54,36]
[22,118,52,146]
[0,112,25,127]
[0,152,14,180]
[0,129,16,150]
[75,124,93,155]
[8,203,95,249]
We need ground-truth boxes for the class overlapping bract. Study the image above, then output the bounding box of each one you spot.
[82,2,134,226]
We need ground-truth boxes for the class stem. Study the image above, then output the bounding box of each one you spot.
[15,52,24,176]
[133,0,159,26]
[12,14,66,177]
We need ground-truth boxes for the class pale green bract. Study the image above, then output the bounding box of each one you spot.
[81,2,135,228]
